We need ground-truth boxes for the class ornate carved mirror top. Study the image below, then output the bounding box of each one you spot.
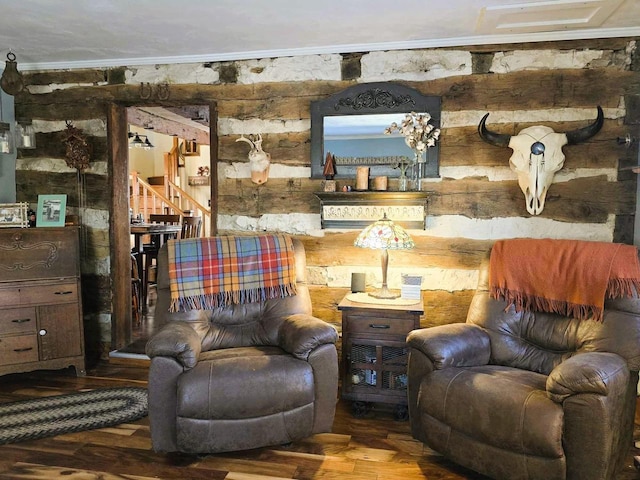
[310,82,441,179]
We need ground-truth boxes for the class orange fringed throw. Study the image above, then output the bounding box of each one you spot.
[489,239,640,322]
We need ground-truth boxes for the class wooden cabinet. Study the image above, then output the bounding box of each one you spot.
[0,227,85,376]
[338,295,422,419]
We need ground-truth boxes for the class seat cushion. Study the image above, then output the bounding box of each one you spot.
[177,346,314,420]
[419,365,564,458]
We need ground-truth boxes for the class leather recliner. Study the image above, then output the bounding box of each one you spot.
[406,249,640,480]
[146,237,339,454]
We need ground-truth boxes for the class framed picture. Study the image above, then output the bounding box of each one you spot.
[0,202,28,228]
[183,140,199,156]
[37,194,67,227]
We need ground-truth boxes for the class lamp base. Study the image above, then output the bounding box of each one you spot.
[368,286,400,299]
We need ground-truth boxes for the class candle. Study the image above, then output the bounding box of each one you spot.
[22,135,31,148]
[373,176,388,191]
[355,167,369,190]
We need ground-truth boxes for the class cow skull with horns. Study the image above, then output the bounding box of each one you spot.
[478,107,604,215]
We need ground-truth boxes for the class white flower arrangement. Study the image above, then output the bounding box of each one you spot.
[384,111,441,158]
[384,112,441,188]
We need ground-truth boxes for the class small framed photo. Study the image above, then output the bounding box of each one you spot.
[0,202,28,228]
[183,140,199,156]
[37,194,67,227]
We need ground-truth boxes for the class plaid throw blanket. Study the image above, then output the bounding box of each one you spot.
[167,234,297,312]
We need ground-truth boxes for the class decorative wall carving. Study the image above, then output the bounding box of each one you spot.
[315,192,428,229]
[334,88,414,111]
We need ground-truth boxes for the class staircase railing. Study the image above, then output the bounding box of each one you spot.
[166,178,210,232]
[129,171,210,237]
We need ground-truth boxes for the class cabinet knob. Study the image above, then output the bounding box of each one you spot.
[39,329,47,336]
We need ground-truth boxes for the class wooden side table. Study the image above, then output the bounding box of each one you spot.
[338,293,423,419]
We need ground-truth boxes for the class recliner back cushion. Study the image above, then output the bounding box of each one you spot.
[466,254,640,374]
[199,289,313,351]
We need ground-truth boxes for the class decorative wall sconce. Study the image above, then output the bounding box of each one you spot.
[128,132,154,149]
[0,52,25,96]
[0,122,13,154]
[16,119,35,149]
[0,93,13,154]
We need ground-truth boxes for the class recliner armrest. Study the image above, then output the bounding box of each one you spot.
[546,352,629,403]
[406,323,491,369]
[145,321,203,369]
[278,314,339,360]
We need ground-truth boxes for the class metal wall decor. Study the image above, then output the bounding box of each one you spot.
[139,82,170,100]
[334,87,415,111]
[0,52,25,95]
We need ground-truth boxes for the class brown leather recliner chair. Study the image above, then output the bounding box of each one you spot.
[146,237,339,454]
[407,250,640,480]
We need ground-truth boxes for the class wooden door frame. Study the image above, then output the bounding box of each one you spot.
[107,101,218,350]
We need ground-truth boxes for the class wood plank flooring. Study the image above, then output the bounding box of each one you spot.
[0,363,639,479]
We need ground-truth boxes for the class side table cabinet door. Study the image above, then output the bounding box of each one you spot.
[37,304,82,360]
[346,339,380,392]
[381,344,409,392]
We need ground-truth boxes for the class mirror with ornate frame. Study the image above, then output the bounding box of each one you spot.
[310,82,441,179]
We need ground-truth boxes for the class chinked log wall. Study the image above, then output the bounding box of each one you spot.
[13,38,640,358]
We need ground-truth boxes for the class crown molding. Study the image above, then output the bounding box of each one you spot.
[17,26,640,72]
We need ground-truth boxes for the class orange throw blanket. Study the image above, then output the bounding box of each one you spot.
[489,239,640,322]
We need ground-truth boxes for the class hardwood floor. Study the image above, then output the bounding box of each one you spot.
[0,363,640,479]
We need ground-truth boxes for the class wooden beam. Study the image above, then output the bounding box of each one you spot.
[127,107,210,145]
[107,103,132,350]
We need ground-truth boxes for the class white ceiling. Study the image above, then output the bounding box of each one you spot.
[1,0,639,71]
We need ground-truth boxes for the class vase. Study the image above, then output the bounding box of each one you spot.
[410,162,420,191]
[398,170,409,191]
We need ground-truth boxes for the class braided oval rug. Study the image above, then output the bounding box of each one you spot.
[0,387,148,445]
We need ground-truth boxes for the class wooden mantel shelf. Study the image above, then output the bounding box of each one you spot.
[315,191,428,229]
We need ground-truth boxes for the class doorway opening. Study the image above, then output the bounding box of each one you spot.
[107,101,218,355]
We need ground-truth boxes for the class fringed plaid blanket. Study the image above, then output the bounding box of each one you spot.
[489,239,640,322]
[167,234,297,312]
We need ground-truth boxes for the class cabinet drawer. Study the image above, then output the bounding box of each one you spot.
[0,307,37,335]
[0,286,20,307]
[0,283,78,307]
[0,334,38,365]
[345,316,416,335]
[21,283,78,305]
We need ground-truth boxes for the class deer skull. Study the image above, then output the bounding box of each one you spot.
[236,134,271,185]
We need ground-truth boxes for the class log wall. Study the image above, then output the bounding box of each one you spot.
[13,38,640,359]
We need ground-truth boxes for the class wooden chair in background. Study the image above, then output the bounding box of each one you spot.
[144,214,181,309]
[181,216,202,239]
[131,253,141,326]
